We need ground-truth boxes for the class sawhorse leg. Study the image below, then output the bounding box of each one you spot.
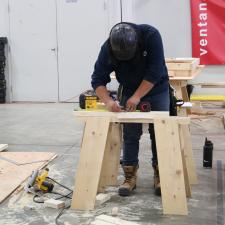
[98,123,122,192]
[71,118,110,210]
[154,118,188,215]
[179,124,198,185]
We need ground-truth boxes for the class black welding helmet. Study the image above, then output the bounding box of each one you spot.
[109,23,138,61]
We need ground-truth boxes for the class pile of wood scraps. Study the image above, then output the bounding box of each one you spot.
[0,151,57,203]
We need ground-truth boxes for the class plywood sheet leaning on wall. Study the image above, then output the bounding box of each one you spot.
[0,152,57,203]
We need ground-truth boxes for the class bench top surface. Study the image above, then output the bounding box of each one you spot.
[74,110,190,124]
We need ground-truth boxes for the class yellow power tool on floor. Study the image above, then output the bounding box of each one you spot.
[24,168,54,193]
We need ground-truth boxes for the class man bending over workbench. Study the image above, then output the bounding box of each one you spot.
[91,22,169,197]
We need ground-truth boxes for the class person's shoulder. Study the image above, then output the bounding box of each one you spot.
[101,39,110,51]
[98,39,111,59]
[137,24,159,36]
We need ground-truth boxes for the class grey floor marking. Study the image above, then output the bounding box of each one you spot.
[217,160,224,225]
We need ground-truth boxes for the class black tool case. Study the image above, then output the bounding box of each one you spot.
[0,37,7,103]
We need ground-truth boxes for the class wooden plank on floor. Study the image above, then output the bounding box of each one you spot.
[92,215,141,225]
[0,152,57,203]
[154,118,188,215]
[0,144,8,152]
[71,118,110,210]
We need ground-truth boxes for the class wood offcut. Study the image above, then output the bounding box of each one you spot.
[0,144,8,152]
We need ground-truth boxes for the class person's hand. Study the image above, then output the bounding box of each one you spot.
[126,95,140,111]
[105,100,122,112]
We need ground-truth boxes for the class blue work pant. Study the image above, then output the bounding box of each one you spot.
[121,89,170,167]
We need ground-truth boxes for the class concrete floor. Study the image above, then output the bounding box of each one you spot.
[0,103,224,225]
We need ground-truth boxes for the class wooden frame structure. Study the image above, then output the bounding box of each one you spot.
[71,111,198,215]
[166,58,200,77]
[169,65,204,116]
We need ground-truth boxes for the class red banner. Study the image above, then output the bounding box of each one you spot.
[190,0,225,65]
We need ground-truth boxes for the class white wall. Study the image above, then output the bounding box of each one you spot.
[56,0,110,102]
[107,0,121,27]
[0,0,8,36]
[133,0,225,95]
[122,0,134,22]
[1,0,224,102]
[0,0,122,102]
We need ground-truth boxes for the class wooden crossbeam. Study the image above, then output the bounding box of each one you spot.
[169,65,204,80]
[74,111,190,125]
[166,58,200,71]
[192,82,225,88]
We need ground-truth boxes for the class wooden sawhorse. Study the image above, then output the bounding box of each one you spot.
[71,111,198,215]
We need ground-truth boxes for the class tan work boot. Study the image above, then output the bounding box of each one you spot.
[153,165,161,196]
[118,165,138,196]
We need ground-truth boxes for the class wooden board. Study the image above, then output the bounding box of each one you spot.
[168,70,193,77]
[71,118,110,210]
[74,111,190,125]
[179,125,198,185]
[166,58,200,71]
[0,152,57,203]
[154,118,188,215]
[168,65,202,77]
[192,82,225,88]
[98,123,122,191]
[0,144,8,152]
[180,149,191,198]
[166,58,199,71]
[91,215,140,225]
[169,65,204,80]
